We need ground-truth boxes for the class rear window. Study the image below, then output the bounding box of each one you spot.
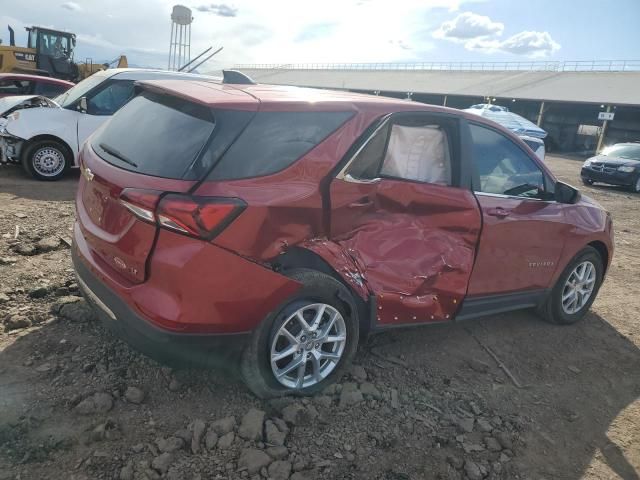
[208,111,353,180]
[92,92,217,179]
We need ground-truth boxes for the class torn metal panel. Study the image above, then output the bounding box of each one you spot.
[302,238,371,301]
[0,94,58,119]
[329,178,482,326]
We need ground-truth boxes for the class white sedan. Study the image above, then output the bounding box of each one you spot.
[0,68,215,180]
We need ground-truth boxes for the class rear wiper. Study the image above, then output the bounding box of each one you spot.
[99,142,138,168]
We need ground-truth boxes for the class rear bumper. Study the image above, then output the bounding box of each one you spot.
[581,167,637,186]
[73,245,250,368]
[72,248,250,369]
[72,217,301,368]
[72,220,301,334]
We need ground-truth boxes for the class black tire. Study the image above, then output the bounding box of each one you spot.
[22,139,70,181]
[582,178,593,186]
[537,246,604,325]
[240,268,359,398]
[630,175,640,193]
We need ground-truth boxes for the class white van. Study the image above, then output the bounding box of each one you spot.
[0,69,214,180]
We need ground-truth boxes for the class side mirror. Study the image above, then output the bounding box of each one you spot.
[554,181,581,204]
[78,96,88,113]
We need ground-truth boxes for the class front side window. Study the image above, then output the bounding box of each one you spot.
[55,70,110,108]
[38,32,71,59]
[87,80,135,116]
[469,123,551,199]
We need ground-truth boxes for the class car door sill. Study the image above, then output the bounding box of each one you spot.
[370,289,549,331]
[456,289,549,321]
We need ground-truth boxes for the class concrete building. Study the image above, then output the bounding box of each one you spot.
[235,61,640,155]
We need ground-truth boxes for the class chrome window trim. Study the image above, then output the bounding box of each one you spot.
[474,191,554,203]
[344,173,381,184]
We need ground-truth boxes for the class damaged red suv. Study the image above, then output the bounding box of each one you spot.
[73,72,613,398]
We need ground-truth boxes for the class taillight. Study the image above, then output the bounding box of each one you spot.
[120,189,161,224]
[119,189,245,240]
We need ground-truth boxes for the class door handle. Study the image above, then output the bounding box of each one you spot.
[486,207,510,218]
[348,197,373,208]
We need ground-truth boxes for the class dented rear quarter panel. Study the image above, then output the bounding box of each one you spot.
[196,104,402,259]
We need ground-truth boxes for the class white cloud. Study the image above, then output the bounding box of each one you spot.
[433,11,560,58]
[194,3,238,17]
[433,11,503,41]
[499,31,560,57]
[465,31,560,58]
[61,1,82,11]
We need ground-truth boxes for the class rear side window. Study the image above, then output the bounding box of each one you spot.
[345,114,458,186]
[380,124,451,185]
[92,92,216,178]
[208,111,353,180]
[345,122,389,179]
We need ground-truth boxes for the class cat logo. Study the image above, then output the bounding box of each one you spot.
[13,52,36,62]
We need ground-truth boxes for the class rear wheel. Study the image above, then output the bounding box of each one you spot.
[538,247,603,325]
[241,269,359,398]
[22,139,70,181]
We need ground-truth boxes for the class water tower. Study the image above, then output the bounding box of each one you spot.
[168,5,193,70]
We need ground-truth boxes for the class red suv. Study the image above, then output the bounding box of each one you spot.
[0,73,73,98]
[73,72,613,398]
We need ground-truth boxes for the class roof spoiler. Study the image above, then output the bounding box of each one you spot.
[222,70,255,85]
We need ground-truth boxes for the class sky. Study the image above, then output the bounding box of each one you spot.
[1,0,639,72]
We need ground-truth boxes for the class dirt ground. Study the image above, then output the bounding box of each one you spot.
[0,154,638,480]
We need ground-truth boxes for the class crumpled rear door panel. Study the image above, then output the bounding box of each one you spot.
[329,178,481,326]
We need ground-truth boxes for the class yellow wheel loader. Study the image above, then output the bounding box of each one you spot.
[0,25,127,82]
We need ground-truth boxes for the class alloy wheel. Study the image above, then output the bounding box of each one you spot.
[32,147,65,177]
[270,303,346,389]
[561,260,597,314]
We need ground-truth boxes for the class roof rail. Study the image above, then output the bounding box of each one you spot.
[222,70,256,85]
